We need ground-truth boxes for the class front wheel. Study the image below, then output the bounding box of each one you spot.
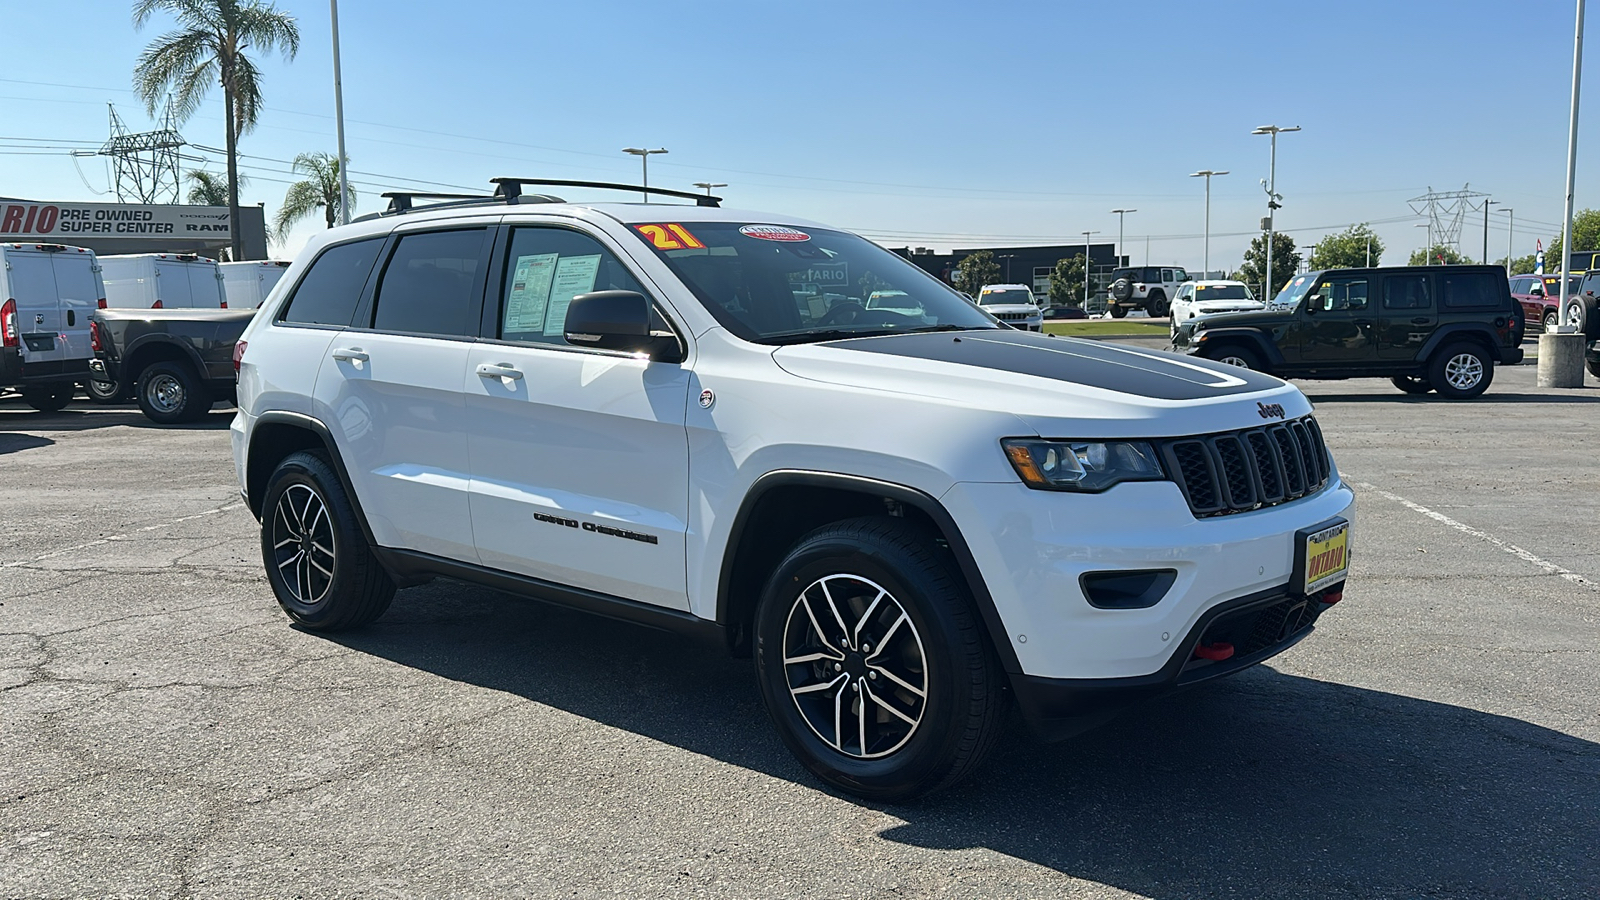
[1428,342,1494,399]
[1204,345,1263,371]
[1390,375,1433,395]
[1544,310,1560,331]
[754,517,1007,801]
[260,451,395,631]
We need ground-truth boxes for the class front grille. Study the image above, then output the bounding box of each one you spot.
[1159,415,1330,518]
[994,311,1032,321]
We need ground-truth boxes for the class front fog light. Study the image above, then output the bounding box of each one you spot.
[1002,439,1165,492]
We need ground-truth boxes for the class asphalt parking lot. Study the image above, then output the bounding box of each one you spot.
[3,362,1598,899]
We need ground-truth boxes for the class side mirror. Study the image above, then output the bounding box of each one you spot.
[564,290,680,360]
[1304,294,1322,314]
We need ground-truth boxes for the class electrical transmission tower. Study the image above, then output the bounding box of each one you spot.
[99,103,186,204]
[1408,185,1489,260]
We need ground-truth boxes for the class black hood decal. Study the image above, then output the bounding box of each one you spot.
[824,330,1283,401]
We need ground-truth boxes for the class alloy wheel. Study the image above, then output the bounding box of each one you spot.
[1444,353,1483,390]
[782,573,928,759]
[271,483,336,605]
[1219,355,1251,369]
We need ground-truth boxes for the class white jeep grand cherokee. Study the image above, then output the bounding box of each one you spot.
[231,179,1354,801]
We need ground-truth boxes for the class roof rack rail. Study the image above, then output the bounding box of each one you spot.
[380,191,493,213]
[491,177,721,208]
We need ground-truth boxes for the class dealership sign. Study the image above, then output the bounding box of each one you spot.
[0,201,230,240]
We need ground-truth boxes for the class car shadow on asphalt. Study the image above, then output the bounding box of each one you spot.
[331,581,1600,897]
[1304,391,1600,404]
[0,432,53,454]
[0,405,235,431]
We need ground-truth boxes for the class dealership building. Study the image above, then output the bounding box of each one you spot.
[0,198,270,259]
[894,243,1123,298]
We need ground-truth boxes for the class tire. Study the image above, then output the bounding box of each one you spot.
[1109,305,1129,319]
[87,378,125,404]
[1390,375,1433,395]
[1147,291,1169,318]
[1427,342,1494,399]
[21,383,72,413]
[136,360,211,424]
[1203,345,1264,371]
[260,450,395,631]
[753,517,1008,801]
[1589,359,1600,379]
[1544,310,1560,331]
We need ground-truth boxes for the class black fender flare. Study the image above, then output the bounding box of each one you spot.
[1417,323,1509,363]
[713,469,1022,674]
[246,410,381,551]
[1194,327,1285,367]
[121,334,210,393]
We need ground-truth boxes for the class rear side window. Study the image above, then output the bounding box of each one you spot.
[280,238,383,327]
[1439,271,1500,309]
[497,227,651,345]
[1383,275,1431,310]
[371,229,487,337]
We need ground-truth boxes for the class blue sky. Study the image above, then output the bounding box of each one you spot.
[1,0,1593,269]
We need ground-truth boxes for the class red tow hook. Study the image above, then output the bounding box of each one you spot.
[1193,642,1234,661]
[1320,590,1344,606]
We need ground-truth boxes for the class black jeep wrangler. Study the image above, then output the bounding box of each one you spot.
[1171,265,1524,399]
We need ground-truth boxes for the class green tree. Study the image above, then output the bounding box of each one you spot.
[274,152,356,232]
[1049,255,1089,305]
[1308,223,1384,270]
[1544,208,1600,262]
[1239,232,1302,297]
[184,168,245,206]
[134,0,300,260]
[1408,244,1470,266]
[1501,254,1538,275]
[952,250,1001,297]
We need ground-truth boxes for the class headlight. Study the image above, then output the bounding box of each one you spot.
[1001,439,1166,492]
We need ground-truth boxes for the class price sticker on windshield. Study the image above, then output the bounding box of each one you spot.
[636,224,705,250]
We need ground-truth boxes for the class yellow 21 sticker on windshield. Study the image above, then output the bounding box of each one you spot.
[636,224,705,250]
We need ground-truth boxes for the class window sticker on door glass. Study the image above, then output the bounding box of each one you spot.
[542,254,602,336]
[505,253,559,333]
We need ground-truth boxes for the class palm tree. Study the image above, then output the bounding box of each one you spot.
[275,151,355,232]
[133,0,299,260]
[185,168,245,206]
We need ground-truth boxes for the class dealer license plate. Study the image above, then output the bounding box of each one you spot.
[1300,521,1350,595]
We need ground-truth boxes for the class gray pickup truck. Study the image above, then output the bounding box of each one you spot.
[90,307,255,424]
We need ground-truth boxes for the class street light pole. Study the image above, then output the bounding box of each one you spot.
[1189,171,1228,277]
[692,181,727,198]
[1109,209,1136,267]
[1415,223,1431,264]
[1081,230,1099,307]
[1252,125,1300,296]
[622,147,668,201]
[1482,199,1498,264]
[1499,208,1515,273]
[329,0,350,227]
[1559,0,1587,333]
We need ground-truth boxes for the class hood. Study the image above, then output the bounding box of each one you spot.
[1194,306,1295,329]
[1190,299,1265,314]
[979,303,1040,316]
[771,329,1306,437]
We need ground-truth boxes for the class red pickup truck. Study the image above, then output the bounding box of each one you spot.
[1509,273,1580,329]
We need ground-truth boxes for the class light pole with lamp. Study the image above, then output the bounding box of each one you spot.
[1542,0,1587,387]
[997,254,1016,282]
[1251,125,1300,296]
[622,147,668,201]
[1482,199,1498,264]
[1109,209,1136,267]
[1081,231,1099,309]
[1414,223,1432,264]
[1498,207,1514,273]
[693,181,726,198]
[330,0,350,226]
[1188,171,1228,277]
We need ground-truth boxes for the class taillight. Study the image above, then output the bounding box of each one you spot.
[152,300,163,309]
[90,320,102,352]
[97,298,107,309]
[233,339,247,373]
[1,299,15,348]
[220,300,228,309]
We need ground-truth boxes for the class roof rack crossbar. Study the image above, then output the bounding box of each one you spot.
[381,191,493,213]
[491,177,721,208]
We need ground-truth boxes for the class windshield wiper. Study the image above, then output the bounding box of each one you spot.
[762,328,898,345]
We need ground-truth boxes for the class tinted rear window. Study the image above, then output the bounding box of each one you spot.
[280,238,383,327]
[1439,271,1501,309]
[370,229,486,337]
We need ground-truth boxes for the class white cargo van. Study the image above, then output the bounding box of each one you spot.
[219,260,291,309]
[100,253,226,310]
[0,242,100,411]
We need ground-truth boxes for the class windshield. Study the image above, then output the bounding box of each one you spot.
[1271,273,1319,309]
[634,222,998,343]
[979,288,1033,306]
[1193,284,1253,301]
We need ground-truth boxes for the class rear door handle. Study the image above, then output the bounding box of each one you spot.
[331,347,369,362]
[1411,317,1430,325]
[476,362,524,380]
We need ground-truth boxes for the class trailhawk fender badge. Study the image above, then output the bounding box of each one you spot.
[1257,401,1287,419]
[699,389,715,408]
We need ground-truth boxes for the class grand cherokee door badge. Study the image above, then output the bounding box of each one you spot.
[532,511,659,545]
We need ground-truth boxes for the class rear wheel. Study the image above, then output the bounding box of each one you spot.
[753,517,1007,801]
[260,451,395,631]
[87,378,124,403]
[1147,291,1169,318]
[137,361,211,424]
[1544,310,1560,331]
[1428,342,1494,399]
[21,384,72,413]
[1589,359,1600,379]
[1109,305,1129,319]
[1390,375,1433,395]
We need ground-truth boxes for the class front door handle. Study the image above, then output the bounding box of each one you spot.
[1411,317,1430,325]
[331,347,369,362]
[476,362,524,380]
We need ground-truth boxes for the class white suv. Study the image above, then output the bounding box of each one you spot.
[231,180,1355,800]
[976,283,1043,331]
[1106,265,1192,318]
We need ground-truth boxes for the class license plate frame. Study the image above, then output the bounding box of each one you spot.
[1293,518,1349,596]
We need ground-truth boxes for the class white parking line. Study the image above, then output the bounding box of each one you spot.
[0,501,247,568]
[1352,481,1597,590]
